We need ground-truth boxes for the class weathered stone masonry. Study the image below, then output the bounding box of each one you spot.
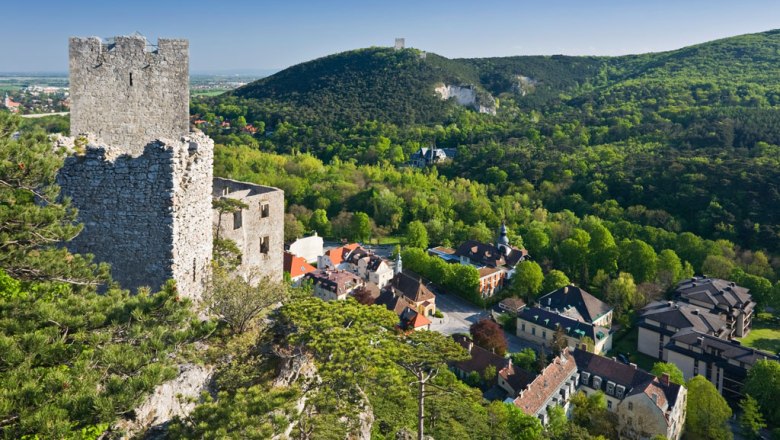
[60,34,284,299]
[60,35,214,299]
[213,178,284,283]
[58,133,214,298]
[69,36,190,155]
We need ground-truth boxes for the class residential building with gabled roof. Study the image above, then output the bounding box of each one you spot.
[537,284,613,328]
[382,269,436,317]
[675,276,755,337]
[512,348,579,425]
[305,269,364,301]
[511,347,686,440]
[572,349,686,440]
[516,306,612,354]
[637,300,731,359]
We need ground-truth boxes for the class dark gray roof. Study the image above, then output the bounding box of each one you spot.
[383,270,435,303]
[667,328,778,367]
[639,300,730,337]
[518,306,609,342]
[676,277,754,312]
[537,285,612,324]
[455,240,529,268]
[572,349,682,409]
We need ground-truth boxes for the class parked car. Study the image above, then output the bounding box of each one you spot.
[617,353,630,364]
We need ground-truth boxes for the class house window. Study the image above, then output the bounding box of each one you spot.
[580,372,590,385]
[628,402,633,411]
[260,201,270,218]
[521,323,526,332]
[542,331,547,339]
[606,381,615,396]
[616,385,625,399]
[233,210,242,229]
[592,376,602,389]
[607,400,612,410]
[531,327,536,336]
[260,236,269,254]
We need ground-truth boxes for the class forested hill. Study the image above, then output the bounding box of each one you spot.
[226,29,780,127]
[231,47,492,126]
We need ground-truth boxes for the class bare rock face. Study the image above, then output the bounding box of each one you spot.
[114,363,213,438]
[434,84,497,115]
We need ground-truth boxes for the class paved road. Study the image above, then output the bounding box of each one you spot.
[429,287,541,353]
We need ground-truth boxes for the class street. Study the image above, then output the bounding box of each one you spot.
[429,287,541,354]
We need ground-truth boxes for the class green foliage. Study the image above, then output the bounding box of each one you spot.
[541,270,571,295]
[686,375,733,440]
[0,276,211,438]
[650,362,685,385]
[0,113,109,285]
[605,272,638,314]
[350,211,372,242]
[743,359,780,425]
[168,386,301,439]
[570,390,617,439]
[404,220,429,249]
[509,260,544,301]
[206,267,290,334]
[511,347,538,372]
[739,394,767,440]
[401,248,481,305]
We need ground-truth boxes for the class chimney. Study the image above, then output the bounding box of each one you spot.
[630,363,637,369]
[660,373,670,386]
[564,286,569,294]
[468,340,473,353]
[579,343,588,351]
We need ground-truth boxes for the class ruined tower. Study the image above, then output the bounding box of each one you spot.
[69,36,190,155]
[59,35,213,299]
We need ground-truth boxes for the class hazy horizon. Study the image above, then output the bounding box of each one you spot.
[2,0,779,72]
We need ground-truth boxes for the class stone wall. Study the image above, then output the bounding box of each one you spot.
[69,36,189,155]
[58,132,214,299]
[213,178,284,283]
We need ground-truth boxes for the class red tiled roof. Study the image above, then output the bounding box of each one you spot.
[325,243,360,266]
[513,349,576,415]
[284,251,316,278]
[409,312,431,328]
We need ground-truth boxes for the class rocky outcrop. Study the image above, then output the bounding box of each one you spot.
[513,75,539,96]
[434,84,497,115]
[114,363,213,438]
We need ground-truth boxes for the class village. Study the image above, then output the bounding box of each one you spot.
[279,219,774,439]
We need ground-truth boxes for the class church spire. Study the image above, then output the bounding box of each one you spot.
[395,251,403,275]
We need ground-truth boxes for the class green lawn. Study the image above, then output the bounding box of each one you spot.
[607,327,657,371]
[191,89,229,97]
[739,319,780,353]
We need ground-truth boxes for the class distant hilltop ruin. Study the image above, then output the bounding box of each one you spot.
[59,35,283,299]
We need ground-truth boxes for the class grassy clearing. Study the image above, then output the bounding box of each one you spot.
[192,89,229,97]
[739,318,780,353]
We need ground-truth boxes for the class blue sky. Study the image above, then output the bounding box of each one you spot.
[2,0,779,73]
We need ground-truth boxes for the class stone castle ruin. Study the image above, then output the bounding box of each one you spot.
[59,35,283,299]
